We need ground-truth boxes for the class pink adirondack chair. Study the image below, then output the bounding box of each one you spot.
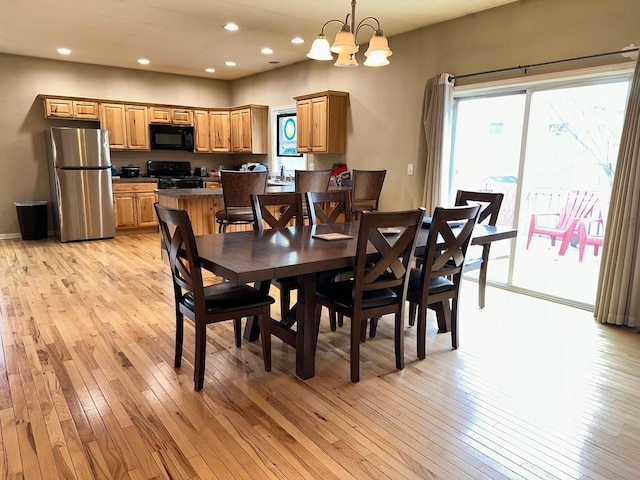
[526,190,600,256]
[577,201,608,262]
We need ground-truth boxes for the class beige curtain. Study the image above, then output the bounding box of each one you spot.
[595,58,640,326]
[421,74,454,213]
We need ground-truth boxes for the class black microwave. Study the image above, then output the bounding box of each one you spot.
[149,124,194,151]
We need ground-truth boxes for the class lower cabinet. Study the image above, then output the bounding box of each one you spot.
[113,182,158,233]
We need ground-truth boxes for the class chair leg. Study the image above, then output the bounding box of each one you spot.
[280,288,291,319]
[233,318,242,348]
[451,297,459,350]
[258,306,271,372]
[337,313,344,327]
[478,263,487,309]
[351,316,361,382]
[194,322,207,391]
[369,316,380,338]
[328,308,337,331]
[408,302,417,327]
[394,312,404,370]
[175,311,184,368]
[416,305,428,360]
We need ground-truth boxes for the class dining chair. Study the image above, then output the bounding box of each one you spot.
[351,169,387,216]
[295,169,332,194]
[314,208,425,382]
[251,192,305,320]
[154,203,274,391]
[407,204,480,359]
[305,190,353,330]
[215,170,268,233]
[455,190,504,309]
[275,169,332,222]
[305,190,352,226]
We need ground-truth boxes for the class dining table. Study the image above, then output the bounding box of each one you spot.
[195,221,517,380]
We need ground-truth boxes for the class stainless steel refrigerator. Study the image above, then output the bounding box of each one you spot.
[46,127,115,242]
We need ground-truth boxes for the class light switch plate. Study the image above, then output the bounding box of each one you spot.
[407,164,414,175]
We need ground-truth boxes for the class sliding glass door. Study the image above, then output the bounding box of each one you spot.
[449,74,631,307]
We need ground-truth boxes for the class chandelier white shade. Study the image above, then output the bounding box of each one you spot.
[306,0,392,67]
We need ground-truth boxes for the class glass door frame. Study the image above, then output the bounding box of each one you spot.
[449,64,634,310]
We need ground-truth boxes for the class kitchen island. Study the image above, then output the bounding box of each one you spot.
[156,184,295,235]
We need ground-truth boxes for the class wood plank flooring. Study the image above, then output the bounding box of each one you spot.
[1,233,639,479]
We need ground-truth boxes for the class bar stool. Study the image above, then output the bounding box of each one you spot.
[215,170,268,233]
[351,169,386,216]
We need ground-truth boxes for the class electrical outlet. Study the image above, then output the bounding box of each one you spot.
[407,164,414,175]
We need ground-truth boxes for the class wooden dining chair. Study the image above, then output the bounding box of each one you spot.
[407,204,480,359]
[295,169,332,194]
[305,190,353,330]
[251,192,305,320]
[314,208,425,382]
[305,190,352,225]
[155,203,274,391]
[455,190,504,309]
[215,170,268,232]
[351,169,386,215]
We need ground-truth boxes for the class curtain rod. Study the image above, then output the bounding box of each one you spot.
[449,48,639,82]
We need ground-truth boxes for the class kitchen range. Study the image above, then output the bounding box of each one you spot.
[146,160,207,189]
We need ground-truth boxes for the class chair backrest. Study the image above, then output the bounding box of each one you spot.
[352,208,425,311]
[352,169,387,212]
[557,190,599,228]
[417,205,480,300]
[220,170,268,210]
[154,203,204,311]
[305,190,352,225]
[455,190,504,226]
[295,170,331,193]
[251,192,304,232]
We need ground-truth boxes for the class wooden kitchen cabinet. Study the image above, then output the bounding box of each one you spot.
[43,97,99,120]
[230,105,268,154]
[210,110,231,152]
[294,91,348,154]
[193,110,211,152]
[149,107,193,125]
[100,103,150,151]
[112,182,158,233]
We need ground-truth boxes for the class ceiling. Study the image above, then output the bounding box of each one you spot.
[0,0,518,81]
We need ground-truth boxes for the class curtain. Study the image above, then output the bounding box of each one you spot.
[421,74,454,213]
[595,58,640,326]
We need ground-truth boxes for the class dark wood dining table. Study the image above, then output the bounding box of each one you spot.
[195,221,517,380]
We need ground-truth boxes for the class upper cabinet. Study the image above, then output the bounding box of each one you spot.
[294,91,348,154]
[149,107,193,125]
[230,105,268,154]
[100,103,150,151]
[43,97,99,120]
[40,95,266,154]
[194,106,265,154]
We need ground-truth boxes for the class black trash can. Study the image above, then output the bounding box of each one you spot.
[15,201,48,240]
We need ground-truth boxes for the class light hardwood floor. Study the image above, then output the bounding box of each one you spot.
[1,233,639,479]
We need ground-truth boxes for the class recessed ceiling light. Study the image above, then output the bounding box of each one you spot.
[261,48,273,55]
[225,61,236,67]
[138,58,150,65]
[291,37,305,44]
[57,48,71,55]
[205,67,216,73]
[224,23,239,31]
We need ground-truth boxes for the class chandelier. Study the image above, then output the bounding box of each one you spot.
[306,0,393,67]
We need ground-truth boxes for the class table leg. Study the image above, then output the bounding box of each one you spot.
[296,273,317,379]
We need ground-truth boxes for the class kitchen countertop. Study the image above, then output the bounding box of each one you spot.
[155,184,297,198]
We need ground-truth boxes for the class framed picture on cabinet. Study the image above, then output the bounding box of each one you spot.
[277,113,302,157]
